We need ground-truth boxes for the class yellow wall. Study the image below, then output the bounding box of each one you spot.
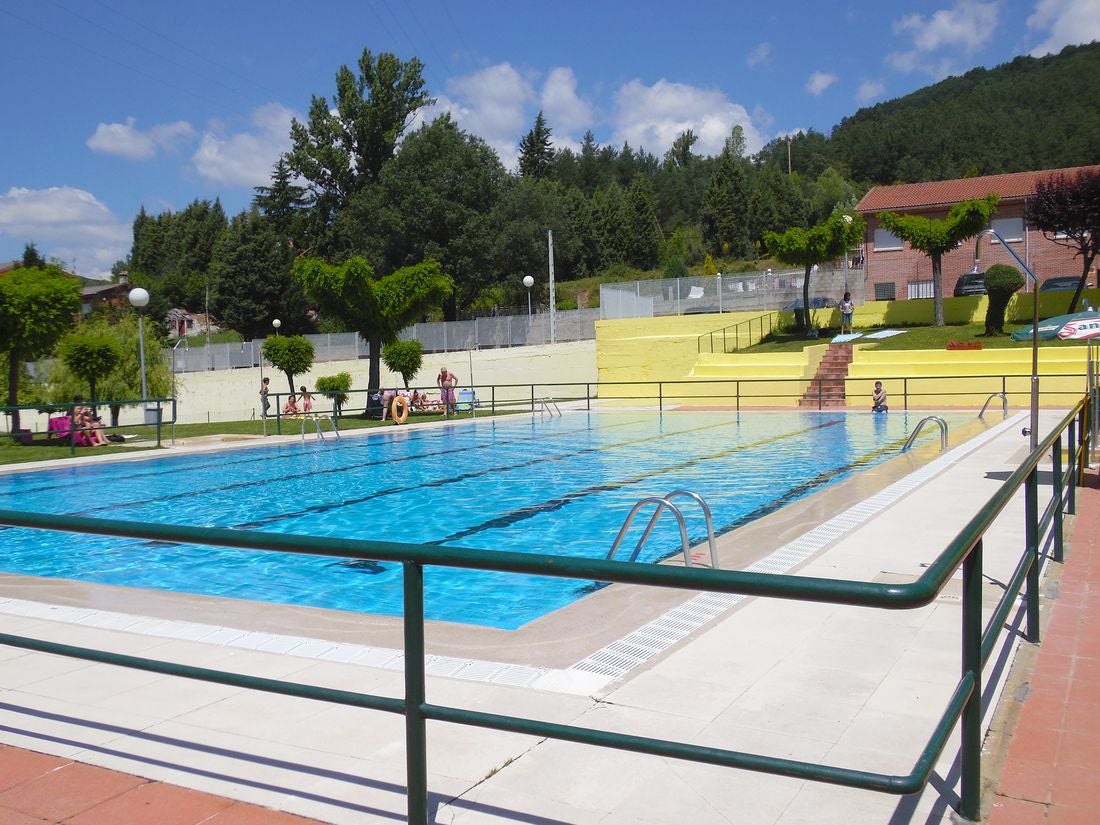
[596,302,1095,408]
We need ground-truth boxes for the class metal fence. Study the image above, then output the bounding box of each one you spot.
[600,266,864,319]
[167,311,600,374]
[0,397,1090,823]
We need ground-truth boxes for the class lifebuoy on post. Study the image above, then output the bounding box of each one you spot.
[391,395,409,425]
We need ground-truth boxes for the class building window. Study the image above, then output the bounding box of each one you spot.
[873,227,904,251]
[908,280,934,299]
[874,282,896,301]
[991,217,1024,243]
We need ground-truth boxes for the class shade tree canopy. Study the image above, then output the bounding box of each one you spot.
[0,266,81,431]
[292,256,452,401]
[877,195,999,326]
[1025,168,1100,313]
[765,212,866,333]
[261,335,315,395]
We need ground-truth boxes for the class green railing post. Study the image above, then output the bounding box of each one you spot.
[903,378,909,411]
[960,539,983,821]
[1067,418,1078,515]
[659,382,663,411]
[586,383,591,411]
[530,384,535,414]
[1025,467,1041,643]
[1053,434,1065,563]
[403,560,429,825]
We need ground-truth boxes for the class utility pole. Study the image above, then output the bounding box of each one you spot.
[547,230,556,344]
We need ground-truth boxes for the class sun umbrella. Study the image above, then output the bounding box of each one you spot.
[1010,311,1100,341]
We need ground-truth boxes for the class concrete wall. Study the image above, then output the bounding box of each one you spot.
[155,340,596,425]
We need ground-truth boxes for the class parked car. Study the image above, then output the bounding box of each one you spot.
[953,272,986,297]
[1040,276,1092,292]
[782,296,837,311]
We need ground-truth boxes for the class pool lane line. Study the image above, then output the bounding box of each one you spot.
[46,413,762,526]
[430,419,867,546]
[226,415,824,532]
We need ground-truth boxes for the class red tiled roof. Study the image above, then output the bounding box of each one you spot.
[856,165,1100,212]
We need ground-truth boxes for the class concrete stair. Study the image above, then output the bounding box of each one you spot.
[798,344,854,408]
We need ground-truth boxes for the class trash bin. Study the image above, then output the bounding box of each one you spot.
[144,407,162,425]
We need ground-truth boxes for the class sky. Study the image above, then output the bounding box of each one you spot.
[1,0,1097,280]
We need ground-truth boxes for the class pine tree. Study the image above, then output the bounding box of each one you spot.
[518,112,554,180]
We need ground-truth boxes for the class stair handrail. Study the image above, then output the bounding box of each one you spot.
[978,392,1008,420]
[697,312,779,355]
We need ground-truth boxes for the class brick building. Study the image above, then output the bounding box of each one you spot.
[855,165,1100,301]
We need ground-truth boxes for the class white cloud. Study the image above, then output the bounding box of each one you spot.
[746,42,771,68]
[434,63,534,169]
[856,80,886,104]
[612,79,765,158]
[0,186,130,278]
[191,103,296,187]
[1028,0,1100,55]
[806,71,839,96]
[87,117,195,160]
[540,67,593,148]
[888,0,999,75]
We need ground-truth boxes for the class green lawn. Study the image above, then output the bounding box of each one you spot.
[748,321,1084,353]
[0,407,517,466]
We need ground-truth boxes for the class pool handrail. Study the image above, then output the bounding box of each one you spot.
[0,395,1091,824]
[902,415,948,452]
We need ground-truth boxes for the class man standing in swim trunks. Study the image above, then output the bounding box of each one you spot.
[437,367,457,417]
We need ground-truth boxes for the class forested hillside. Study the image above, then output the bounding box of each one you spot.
[118,43,1100,332]
[760,41,1100,186]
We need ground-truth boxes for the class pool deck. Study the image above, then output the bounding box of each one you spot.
[0,410,1092,823]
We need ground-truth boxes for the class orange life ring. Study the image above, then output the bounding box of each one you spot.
[391,394,409,424]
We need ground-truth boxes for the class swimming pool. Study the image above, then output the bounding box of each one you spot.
[0,411,972,629]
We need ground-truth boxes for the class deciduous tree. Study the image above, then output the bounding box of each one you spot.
[877,195,999,326]
[261,335,315,395]
[765,213,865,334]
[0,266,81,431]
[381,339,423,388]
[57,331,123,405]
[293,256,452,405]
[286,49,433,217]
[1025,168,1100,313]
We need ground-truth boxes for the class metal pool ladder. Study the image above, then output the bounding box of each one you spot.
[902,415,948,452]
[607,490,718,568]
[978,392,1009,419]
[301,414,341,443]
[534,397,561,417]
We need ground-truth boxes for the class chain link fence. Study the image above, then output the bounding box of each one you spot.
[600,266,864,319]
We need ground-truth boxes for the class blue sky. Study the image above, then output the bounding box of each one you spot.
[1,0,1096,279]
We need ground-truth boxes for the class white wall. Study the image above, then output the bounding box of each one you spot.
[140,340,597,425]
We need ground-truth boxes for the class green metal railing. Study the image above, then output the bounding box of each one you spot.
[1,398,174,452]
[0,396,1090,822]
[697,312,781,354]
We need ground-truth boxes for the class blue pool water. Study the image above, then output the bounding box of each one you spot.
[0,411,971,629]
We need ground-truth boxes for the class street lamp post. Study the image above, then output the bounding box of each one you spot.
[272,318,281,336]
[523,275,534,320]
[127,287,149,401]
[973,227,1040,449]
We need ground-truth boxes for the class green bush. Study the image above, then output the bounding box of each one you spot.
[381,339,423,389]
[315,372,352,415]
[984,263,1025,335]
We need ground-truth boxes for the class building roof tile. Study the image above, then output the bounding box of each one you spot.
[856,165,1100,212]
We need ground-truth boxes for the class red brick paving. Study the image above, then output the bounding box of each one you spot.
[0,744,323,824]
[987,469,1100,824]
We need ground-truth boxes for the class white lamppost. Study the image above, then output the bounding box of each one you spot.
[127,287,149,400]
[523,275,534,319]
[272,318,281,336]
